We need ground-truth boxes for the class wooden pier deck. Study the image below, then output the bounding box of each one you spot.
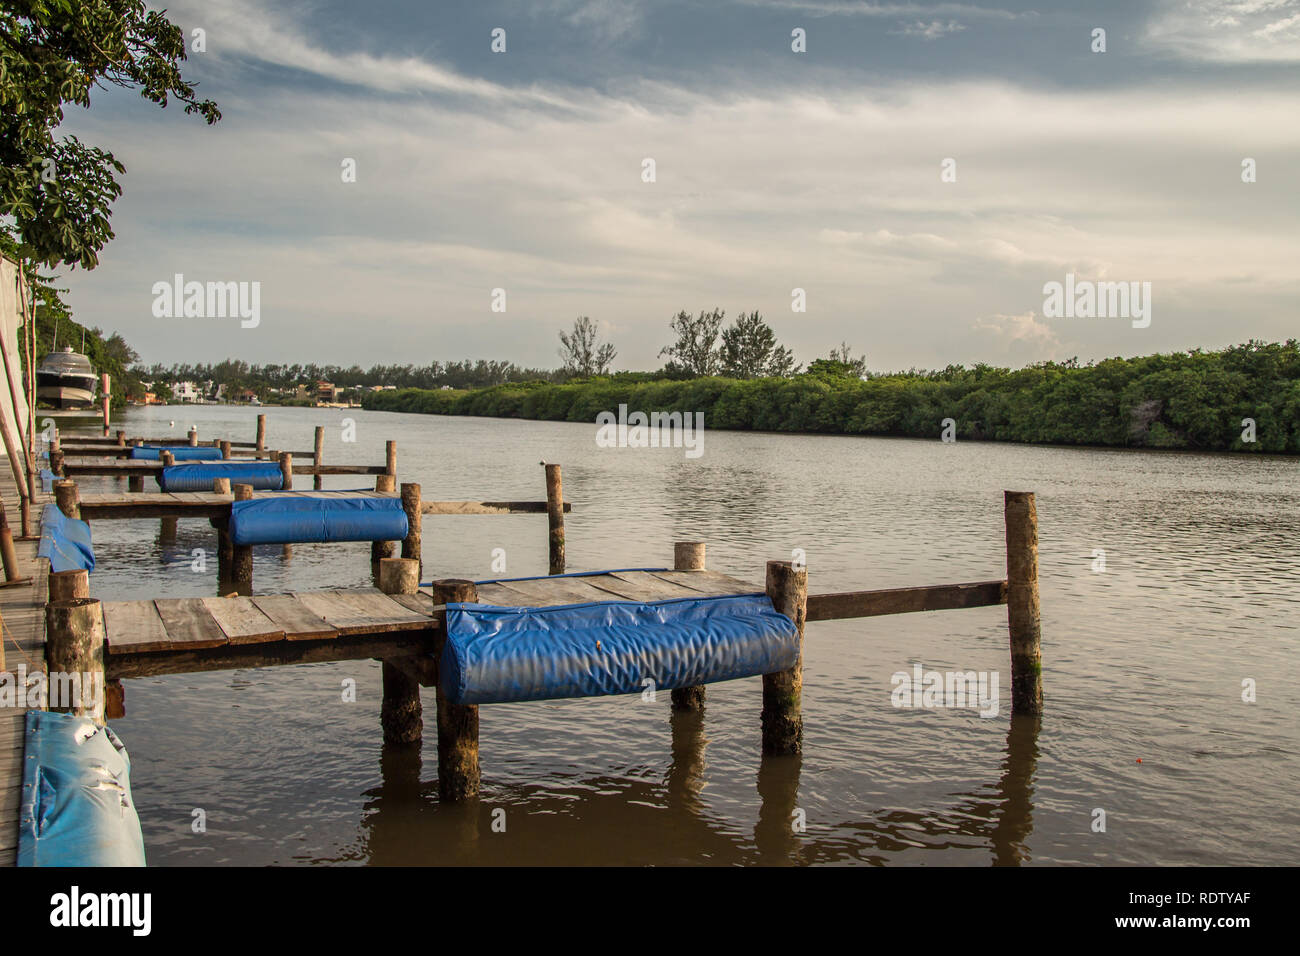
[101,570,760,681]
[72,490,571,520]
[0,470,51,867]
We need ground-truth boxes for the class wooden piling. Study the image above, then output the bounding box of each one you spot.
[431,578,480,800]
[158,451,178,539]
[279,452,293,491]
[255,414,267,455]
[53,479,80,519]
[231,483,254,592]
[379,558,423,745]
[400,483,422,578]
[762,560,807,755]
[220,440,231,460]
[115,429,126,447]
[1004,490,1043,715]
[188,427,198,446]
[49,447,64,477]
[0,500,24,586]
[128,474,143,492]
[313,426,325,490]
[372,474,397,562]
[544,462,564,574]
[385,440,397,479]
[49,569,89,603]
[100,373,110,436]
[671,542,707,712]
[213,478,232,582]
[45,598,106,724]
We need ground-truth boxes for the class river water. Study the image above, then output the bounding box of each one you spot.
[61,404,1299,865]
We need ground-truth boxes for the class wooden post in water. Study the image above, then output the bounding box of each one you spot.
[49,568,89,603]
[100,373,110,436]
[313,427,324,490]
[278,452,293,491]
[671,542,707,712]
[159,451,178,540]
[255,414,267,457]
[213,477,233,583]
[372,473,397,563]
[49,446,64,477]
[1004,490,1043,715]
[431,578,480,800]
[231,483,254,593]
[379,557,423,745]
[762,559,807,755]
[128,439,144,492]
[400,482,422,579]
[45,598,106,725]
[385,440,397,481]
[53,479,80,519]
[543,462,564,574]
[188,427,198,446]
[220,440,231,460]
[115,430,125,447]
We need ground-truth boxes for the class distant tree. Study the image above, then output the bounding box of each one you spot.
[659,308,724,377]
[720,311,798,378]
[824,341,868,378]
[558,316,616,376]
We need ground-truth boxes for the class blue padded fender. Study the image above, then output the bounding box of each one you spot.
[37,504,95,572]
[441,592,797,705]
[17,711,146,867]
[229,495,408,546]
[129,444,223,461]
[158,460,284,492]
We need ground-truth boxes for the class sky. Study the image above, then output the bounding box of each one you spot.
[52,0,1300,373]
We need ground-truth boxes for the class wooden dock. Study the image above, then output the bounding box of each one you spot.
[70,489,572,520]
[0,467,50,867]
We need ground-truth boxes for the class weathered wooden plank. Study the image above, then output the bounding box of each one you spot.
[293,589,431,635]
[421,500,571,515]
[153,598,229,650]
[200,596,285,645]
[292,465,386,475]
[386,592,436,616]
[649,569,763,596]
[250,595,338,641]
[102,600,172,654]
[805,580,1008,622]
[590,571,704,602]
[482,576,622,607]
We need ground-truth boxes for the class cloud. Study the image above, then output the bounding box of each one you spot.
[738,0,1021,19]
[892,19,967,39]
[973,311,1059,349]
[1144,0,1300,62]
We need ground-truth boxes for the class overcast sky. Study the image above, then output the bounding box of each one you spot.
[54,0,1300,373]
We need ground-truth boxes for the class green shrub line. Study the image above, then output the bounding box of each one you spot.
[360,341,1300,454]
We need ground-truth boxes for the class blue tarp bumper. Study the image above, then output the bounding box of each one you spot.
[159,460,284,492]
[230,495,408,545]
[130,444,223,461]
[441,592,798,705]
[38,504,95,572]
[39,467,56,493]
[17,711,146,867]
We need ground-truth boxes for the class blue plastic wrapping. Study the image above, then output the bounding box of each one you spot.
[17,711,146,867]
[441,593,798,705]
[229,495,408,545]
[158,460,284,492]
[40,467,56,493]
[129,445,223,461]
[37,504,95,572]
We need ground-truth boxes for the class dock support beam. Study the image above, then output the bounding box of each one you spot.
[188,427,198,446]
[386,440,397,481]
[231,483,254,594]
[49,568,89,603]
[544,462,564,574]
[1004,490,1043,715]
[279,452,293,491]
[379,558,423,745]
[100,373,110,436]
[213,478,233,585]
[0,500,27,588]
[400,483,422,579]
[220,440,231,460]
[671,542,707,712]
[46,598,106,725]
[159,451,177,540]
[255,414,266,456]
[431,578,480,800]
[372,474,397,563]
[762,560,807,755]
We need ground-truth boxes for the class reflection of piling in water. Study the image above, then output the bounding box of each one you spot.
[991,715,1041,866]
[755,753,804,864]
[666,707,708,813]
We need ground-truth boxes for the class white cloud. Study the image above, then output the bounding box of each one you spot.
[1144,0,1300,61]
[892,19,967,39]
